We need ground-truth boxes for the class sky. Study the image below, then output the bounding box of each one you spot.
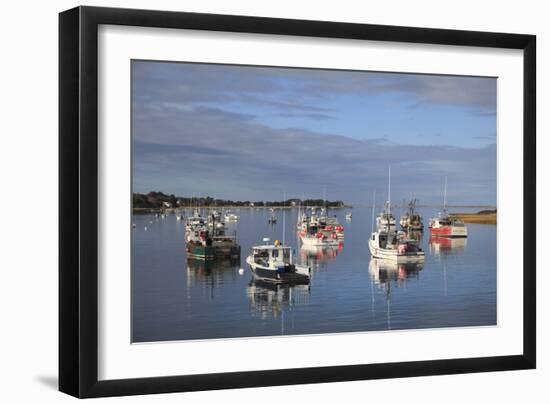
[132,60,497,206]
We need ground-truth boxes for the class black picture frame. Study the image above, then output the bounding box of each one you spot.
[59,5,536,398]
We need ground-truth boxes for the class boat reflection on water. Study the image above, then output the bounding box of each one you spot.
[429,236,468,256]
[246,278,310,320]
[186,258,240,291]
[299,242,343,268]
[368,258,424,330]
[368,258,424,290]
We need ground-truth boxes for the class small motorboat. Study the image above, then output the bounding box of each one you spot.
[246,239,310,283]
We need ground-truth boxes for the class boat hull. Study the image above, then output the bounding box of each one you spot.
[429,225,467,238]
[368,239,425,263]
[186,245,215,260]
[250,266,309,283]
[299,233,340,246]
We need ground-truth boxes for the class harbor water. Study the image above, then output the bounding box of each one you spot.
[132,207,496,342]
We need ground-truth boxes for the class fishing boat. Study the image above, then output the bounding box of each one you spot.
[399,199,423,231]
[368,170,424,263]
[186,227,215,260]
[246,239,310,283]
[428,178,468,238]
[185,213,240,260]
[298,218,340,246]
[368,229,425,262]
[345,212,352,221]
[429,215,468,237]
[268,214,277,224]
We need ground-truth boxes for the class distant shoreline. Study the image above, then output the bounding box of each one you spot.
[133,205,350,214]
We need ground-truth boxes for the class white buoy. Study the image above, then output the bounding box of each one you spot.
[238,268,244,275]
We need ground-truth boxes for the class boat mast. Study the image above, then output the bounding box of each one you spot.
[371,189,376,234]
[282,191,286,245]
[387,166,391,215]
[443,176,448,213]
[323,186,327,214]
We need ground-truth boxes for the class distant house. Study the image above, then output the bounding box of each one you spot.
[249,202,255,207]
[291,201,297,207]
[162,201,172,208]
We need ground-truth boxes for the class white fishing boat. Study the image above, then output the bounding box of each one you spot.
[345,212,352,220]
[368,169,424,263]
[368,230,425,262]
[246,239,310,283]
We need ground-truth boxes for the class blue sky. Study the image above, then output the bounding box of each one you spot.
[132,60,497,206]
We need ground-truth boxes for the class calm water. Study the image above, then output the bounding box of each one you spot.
[132,207,496,342]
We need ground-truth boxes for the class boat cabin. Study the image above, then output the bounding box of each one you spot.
[370,231,422,252]
[432,216,465,227]
[251,244,292,269]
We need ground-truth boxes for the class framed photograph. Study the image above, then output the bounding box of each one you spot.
[59,6,536,398]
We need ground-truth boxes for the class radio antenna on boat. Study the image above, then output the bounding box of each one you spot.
[371,189,376,234]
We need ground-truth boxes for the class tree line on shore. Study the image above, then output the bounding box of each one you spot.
[133,191,346,209]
